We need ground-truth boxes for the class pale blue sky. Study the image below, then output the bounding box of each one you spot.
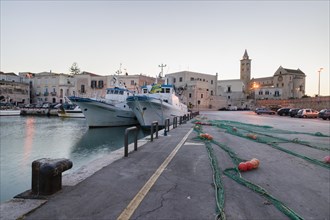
[1,1,329,96]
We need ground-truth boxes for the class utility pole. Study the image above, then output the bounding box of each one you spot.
[158,64,167,78]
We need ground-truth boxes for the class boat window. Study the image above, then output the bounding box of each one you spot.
[166,88,170,93]
[161,88,165,93]
[114,90,119,94]
[119,91,124,95]
[163,99,168,103]
[142,88,148,93]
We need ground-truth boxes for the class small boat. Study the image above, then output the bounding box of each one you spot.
[57,103,85,118]
[126,83,188,128]
[0,103,21,116]
[68,77,138,127]
[0,109,21,116]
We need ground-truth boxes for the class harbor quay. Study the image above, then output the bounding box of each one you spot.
[1,111,329,220]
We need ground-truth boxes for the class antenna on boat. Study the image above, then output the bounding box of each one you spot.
[113,63,123,88]
[158,63,166,78]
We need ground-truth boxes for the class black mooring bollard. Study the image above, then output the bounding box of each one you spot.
[32,158,73,195]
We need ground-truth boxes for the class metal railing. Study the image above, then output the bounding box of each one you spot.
[124,126,138,157]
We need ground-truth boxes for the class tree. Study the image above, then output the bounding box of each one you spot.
[69,62,80,75]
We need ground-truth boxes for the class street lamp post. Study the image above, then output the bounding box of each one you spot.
[318,68,323,96]
[252,82,259,107]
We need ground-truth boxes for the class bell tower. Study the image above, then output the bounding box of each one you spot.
[240,49,251,93]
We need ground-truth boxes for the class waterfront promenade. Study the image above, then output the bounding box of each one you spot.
[1,111,329,220]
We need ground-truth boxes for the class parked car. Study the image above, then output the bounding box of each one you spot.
[318,109,330,120]
[255,108,276,115]
[289,108,301,117]
[277,107,291,116]
[296,109,319,118]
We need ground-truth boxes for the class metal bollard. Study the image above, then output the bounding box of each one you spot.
[173,117,177,129]
[164,118,170,136]
[32,158,73,195]
[150,121,159,142]
[183,114,187,124]
[124,126,138,157]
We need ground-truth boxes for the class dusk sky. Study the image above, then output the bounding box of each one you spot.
[1,1,329,96]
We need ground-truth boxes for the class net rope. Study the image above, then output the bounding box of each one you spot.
[192,118,329,220]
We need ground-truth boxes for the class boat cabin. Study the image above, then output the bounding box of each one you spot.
[141,84,174,94]
[105,87,135,103]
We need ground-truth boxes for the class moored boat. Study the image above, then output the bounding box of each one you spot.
[57,103,85,118]
[69,86,138,127]
[126,83,188,128]
[0,103,21,116]
[0,109,21,116]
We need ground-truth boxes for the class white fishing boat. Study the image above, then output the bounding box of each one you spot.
[0,103,21,116]
[68,78,138,127]
[57,103,85,118]
[0,109,21,116]
[126,83,188,128]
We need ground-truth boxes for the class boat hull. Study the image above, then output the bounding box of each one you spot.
[0,109,21,116]
[127,96,188,128]
[70,97,138,127]
[57,110,85,118]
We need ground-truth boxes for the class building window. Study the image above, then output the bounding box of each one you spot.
[98,80,104,88]
[91,80,97,88]
[189,93,192,98]
[211,90,213,95]
[81,85,85,93]
[259,91,263,95]
[179,77,183,82]
[173,78,176,83]
[201,94,203,98]
[211,80,213,84]
[282,83,284,87]
[131,80,134,85]
[265,91,269,95]
[227,86,231,93]
[190,77,194,81]
[228,96,230,99]
[275,91,280,97]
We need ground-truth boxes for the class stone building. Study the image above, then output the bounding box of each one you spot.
[217,79,247,109]
[117,74,164,93]
[74,71,108,98]
[240,49,251,94]
[27,71,76,104]
[240,50,306,100]
[165,71,225,110]
[0,72,30,104]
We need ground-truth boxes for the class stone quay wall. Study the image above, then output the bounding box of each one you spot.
[257,96,330,111]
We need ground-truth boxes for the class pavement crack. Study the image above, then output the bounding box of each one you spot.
[134,183,178,220]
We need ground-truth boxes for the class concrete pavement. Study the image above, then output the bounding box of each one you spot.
[1,111,329,220]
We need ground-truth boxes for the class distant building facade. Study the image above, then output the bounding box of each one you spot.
[240,50,306,101]
[217,79,248,109]
[0,51,308,108]
[165,71,226,110]
[0,72,30,104]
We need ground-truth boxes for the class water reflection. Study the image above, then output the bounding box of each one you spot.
[23,117,35,164]
[71,126,147,155]
[0,116,149,203]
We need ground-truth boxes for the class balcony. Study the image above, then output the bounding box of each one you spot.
[51,92,57,96]
[44,92,49,96]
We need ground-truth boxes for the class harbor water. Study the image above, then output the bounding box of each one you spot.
[0,116,147,203]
